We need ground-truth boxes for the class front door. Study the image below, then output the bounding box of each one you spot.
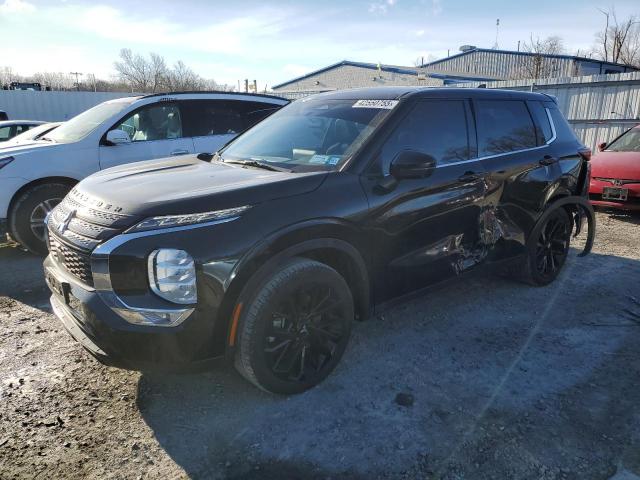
[361,99,487,304]
[99,102,195,170]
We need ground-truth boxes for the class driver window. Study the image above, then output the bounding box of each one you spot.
[376,100,472,175]
[115,104,183,142]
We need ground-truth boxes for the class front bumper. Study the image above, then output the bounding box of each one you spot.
[44,255,224,372]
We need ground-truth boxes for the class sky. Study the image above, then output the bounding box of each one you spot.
[1,0,638,89]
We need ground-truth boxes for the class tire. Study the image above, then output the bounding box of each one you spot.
[522,208,572,286]
[9,183,70,255]
[234,257,354,394]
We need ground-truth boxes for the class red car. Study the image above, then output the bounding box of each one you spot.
[589,125,640,210]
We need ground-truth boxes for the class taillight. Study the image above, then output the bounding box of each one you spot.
[578,148,592,161]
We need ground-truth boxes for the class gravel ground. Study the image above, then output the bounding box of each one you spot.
[1,210,639,480]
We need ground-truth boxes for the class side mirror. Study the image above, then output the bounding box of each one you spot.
[390,150,436,179]
[105,129,131,145]
[597,141,607,152]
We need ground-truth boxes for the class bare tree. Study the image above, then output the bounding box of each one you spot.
[594,9,640,67]
[30,72,75,90]
[516,35,566,78]
[0,66,19,88]
[165,61,203,91]
[114,48,155,92]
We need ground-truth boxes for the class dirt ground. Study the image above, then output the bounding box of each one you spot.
[1,210,639,480]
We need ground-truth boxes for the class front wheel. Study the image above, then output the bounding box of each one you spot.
[235,258,354,394]
[9,183,70,255]
[524,208,572,286]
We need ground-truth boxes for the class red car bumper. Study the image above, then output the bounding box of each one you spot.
[589,178,640,211]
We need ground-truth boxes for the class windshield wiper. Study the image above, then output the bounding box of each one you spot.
[224,159,291,172]
[40,136,55,142]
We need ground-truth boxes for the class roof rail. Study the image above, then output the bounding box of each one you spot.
[140,91,288,102]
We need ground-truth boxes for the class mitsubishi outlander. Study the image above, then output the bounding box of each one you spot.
[43,87,595,394]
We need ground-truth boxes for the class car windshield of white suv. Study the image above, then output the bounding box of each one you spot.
[606,128,640,152]
[44,98,137,144]
[221,98,397,172]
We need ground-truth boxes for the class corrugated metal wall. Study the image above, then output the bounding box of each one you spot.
[0,90,139,121]
[456,71,640,151]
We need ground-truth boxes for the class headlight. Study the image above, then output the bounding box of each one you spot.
[147,249,197,304]
[0,156,14,170]
[128,205,250,233]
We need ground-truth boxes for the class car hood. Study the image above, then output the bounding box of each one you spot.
[0,140,59,154]
[74,155,328,217]
[591,151,640,179]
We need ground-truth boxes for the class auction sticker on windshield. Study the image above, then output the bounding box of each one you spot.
[352,100,399,109]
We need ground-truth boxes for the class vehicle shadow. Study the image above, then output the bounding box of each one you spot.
[137,250,640,479]
[0,242,51,311]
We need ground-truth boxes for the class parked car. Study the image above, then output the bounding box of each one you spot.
[0,120,45,142]
[589,124,640,210]
[1,122,62,147]
[0,92,288,253]
[43,87,594,394]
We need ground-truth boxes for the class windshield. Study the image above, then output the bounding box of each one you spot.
[606,127,640,153]
[46,98,137,143]
[221,97,397,171]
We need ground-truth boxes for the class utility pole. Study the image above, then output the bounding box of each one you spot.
[493,19,500,49]
[69,71,83,91]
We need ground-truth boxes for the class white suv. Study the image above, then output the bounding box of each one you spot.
[0,92,288,253]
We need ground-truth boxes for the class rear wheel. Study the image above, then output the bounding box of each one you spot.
[235,258,354,394]
[524,208,572,286]
[10,183,70,255]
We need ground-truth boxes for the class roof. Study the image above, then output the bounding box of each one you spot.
[304,86,549,102]
[140,91,289,103]
[420,47,639,70]
[0,120,46,126]
[272,60,420,90]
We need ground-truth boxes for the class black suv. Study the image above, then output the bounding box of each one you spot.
[44,87,595,394]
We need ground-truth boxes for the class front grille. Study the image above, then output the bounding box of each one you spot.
[46,188,140,287]
[48,234,94,287]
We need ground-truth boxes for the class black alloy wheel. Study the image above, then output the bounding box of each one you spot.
[235,258,353,394]
[528,208,572,285]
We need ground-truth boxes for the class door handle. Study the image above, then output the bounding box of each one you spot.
[458,172,480,182]
[539,155,558,166]
[170,149,189,156]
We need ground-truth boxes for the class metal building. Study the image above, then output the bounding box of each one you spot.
[420,46,637,80]
[272,48,637,97]
[271,60,493,96]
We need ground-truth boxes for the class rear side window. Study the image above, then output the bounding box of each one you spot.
[379,99,471,172]
[182,100,246,137]
[239,101,282,129]
[0,126,11,141]
[548,106,577,142]
[475,100,537,156]
[527,101,553,145]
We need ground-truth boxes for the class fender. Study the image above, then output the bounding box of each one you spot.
[528,195,595,257]
[221,219,371,354]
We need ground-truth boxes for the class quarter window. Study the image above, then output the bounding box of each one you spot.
[0,126,12,141]
[379,100,471,173]
[527,101,553,145]
[115,103,183,142]
[476,100,537,156]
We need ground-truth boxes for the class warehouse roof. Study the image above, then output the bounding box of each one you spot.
[420,47,639,70]
[272,60,420,90]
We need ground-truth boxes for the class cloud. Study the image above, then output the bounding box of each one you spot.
[431,0,442,16]
[369,0,397,15]
[415,29,425,37]
[0,0,35,14]
[283,64,314,77]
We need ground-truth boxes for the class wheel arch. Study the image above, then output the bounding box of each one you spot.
[8,176,78,220]
[218,220,372,356]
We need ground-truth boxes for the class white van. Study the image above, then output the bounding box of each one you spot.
[0,92,288,253]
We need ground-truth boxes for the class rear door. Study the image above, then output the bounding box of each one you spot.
[361,98,487,304]
[474,99,563,257]
[99,101,195,170]
[182,100,282,154]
